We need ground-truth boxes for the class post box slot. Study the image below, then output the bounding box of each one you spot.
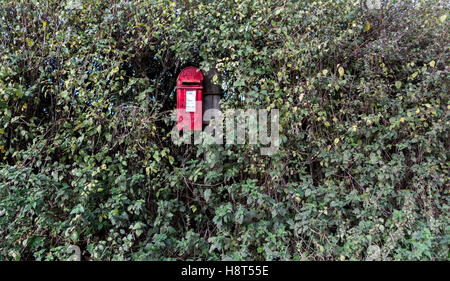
[181,81,201,86]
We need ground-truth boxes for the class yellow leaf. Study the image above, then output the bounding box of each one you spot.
[322,69,328,76]
[439,14,447,24]
[299,93,304,102]
[338,66,345,77]
[340,255,345,261]
[0,129,4,134]
[334,138,339,145]
[364,21,371,31]
[429,60,436,68]
[411,71,418,79]
[43,21,47,28]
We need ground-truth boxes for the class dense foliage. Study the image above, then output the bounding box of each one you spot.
[0,0,448,261]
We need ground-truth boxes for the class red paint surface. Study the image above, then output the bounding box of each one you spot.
[176,67,203,131]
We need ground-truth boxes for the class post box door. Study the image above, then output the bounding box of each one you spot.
[177,88,202,131]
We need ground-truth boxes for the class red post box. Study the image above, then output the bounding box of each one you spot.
[176,67,203,131]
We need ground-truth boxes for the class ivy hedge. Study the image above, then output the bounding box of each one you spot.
[0,0,448,260]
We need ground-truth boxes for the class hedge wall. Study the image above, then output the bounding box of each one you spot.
[0,0,448,260]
